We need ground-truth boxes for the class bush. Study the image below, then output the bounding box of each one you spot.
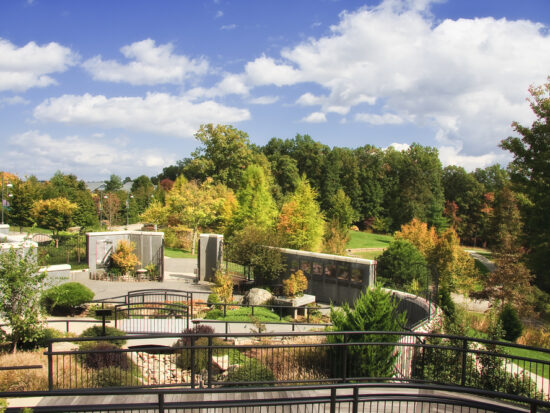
[94,366,140,387]
[376,239,429,293]
[212,270,233,303]
[79,342,129,369]
[41,282,94,315]
[174,336,229,372]
[207,293,220,306]
[282,270,308,297]
[179,325,215,346]
[110,240,140,275]
[226,359,275,385]
[80,326,127,347]
[499,304,523,342]
[328,285,407,378]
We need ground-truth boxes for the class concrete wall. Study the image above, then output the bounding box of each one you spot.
[279,247,376,306]
[40,264,71,286]
[198,234,223,282]
[0,224,9,235]
[86,231,164,278]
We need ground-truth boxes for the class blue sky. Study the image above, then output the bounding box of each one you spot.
[1,0,549,180]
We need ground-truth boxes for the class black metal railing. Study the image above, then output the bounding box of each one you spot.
[43,330,550,404]
[3,382,549,412]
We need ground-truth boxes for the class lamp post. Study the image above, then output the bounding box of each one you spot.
[126,194,134,227]
[1,173,13,225]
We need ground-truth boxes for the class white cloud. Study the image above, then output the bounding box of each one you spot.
[215,10,224,18]
[220,24,237,30]
[0,38,77,92]
[355,112,409,125]
[33,92,250,138]
[386,142,410,151]
[82,39,209,85]
[218,0,550,166]
[438,144,511,171]
[0,96,29,107]
[2,130,175,179]
[249,95,279,105]
[302,112,327,123]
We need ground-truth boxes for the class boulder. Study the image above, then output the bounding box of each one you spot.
[243,288,273,306]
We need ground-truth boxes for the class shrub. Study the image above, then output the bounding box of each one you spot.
[110,240,140,275]
[41,282,95,315]
[376,239,429,293]
[207,293,220,306]
[226,359,275,385]
[94,366,140,387]
[174,336,229,372]
[499,304,523,342]
[438,287,456,322]
[79,342,129,369]
[282,270,308,297]
[328,285,407,378]
[179,325,215,347]
[212,270,233,304]
[80,326,127,347]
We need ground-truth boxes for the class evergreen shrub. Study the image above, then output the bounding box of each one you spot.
[499,304,523,342]
[41,282,94,315]
[80,326,127,347]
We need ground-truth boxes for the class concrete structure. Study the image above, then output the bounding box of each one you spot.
[0,224,9,235]
[86,230,164,279]
[198,233,223,282]
[279,247,376,305]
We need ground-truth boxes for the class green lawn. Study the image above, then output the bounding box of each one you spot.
[346,231,393,249]
[504,345,550,380]
[352,250,384,260]
[164,247,197,259]
[205,306,290,323]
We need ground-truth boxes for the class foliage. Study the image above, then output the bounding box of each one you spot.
[32,197,78,246]
[376,239,429,293]
[500,78,550,292]
[94,366,141,387]
[174,336,228,372]
[322,219,349,255]
[328,286,406,378]
[6,177,42,231]
[79,341,129,369]
[225,225,286,285]
[41,282,94,315]
[207,293,220,306]
[139,200,169,227]
[394,218,437,257]
[231,164,278,234]
[438,287,456,322]
[101,193,121,227]
[226,359,275,385]
[499,304,523,342]
[0,246,46,352]
[212,270,233,304]
[144,263,159,280]
[110,240,140,275]
[277,177,325,251]
[204,307,289,323]
[104,174,123,192]
[326,189,359,232]
[80,326,127,347]
[282,270,308,297]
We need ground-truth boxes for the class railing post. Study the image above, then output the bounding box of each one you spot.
[158,393,165,413]
[225,321,229,341]
[190,336,196,389]
[207,335,213,388]
[531,402,538,413]
[342,333,349,382]
[461,339,468,386]
[330,387,336,413]
[66,320,69,333]
[224,303,227,317]
[352,386,359,413]
[47,341,53,391]
[190,293,194,319]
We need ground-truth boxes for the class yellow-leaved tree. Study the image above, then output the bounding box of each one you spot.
[32,197,78,247]
[110,240,140,275]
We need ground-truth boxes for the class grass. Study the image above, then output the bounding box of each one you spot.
[503,345,550,380]
[352,250,384,260]
[346,231,393,249]
[164,247,197,259]
[205,306,291,323]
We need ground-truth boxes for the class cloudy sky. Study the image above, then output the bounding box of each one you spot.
[1,0,549,180]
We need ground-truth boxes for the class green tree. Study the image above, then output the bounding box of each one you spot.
[500,79,550,291]
[231,164,278,234]
[377,239,429,294]
[328,285,407,378]
[277,177,325,251]
[32,197,77,247]
[130,175,155,216]
[7,176,42,232]
[0,246,46,352]
[184,124,256,190]
[139,199,169,228]
[166,176,236,254]
[43,172,97,229]
[104,174,123,192]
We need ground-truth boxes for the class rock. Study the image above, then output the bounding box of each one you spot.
[212,355,230,372]
[243,288,273,306]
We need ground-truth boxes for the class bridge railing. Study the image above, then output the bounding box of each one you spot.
[43,330,550,405]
